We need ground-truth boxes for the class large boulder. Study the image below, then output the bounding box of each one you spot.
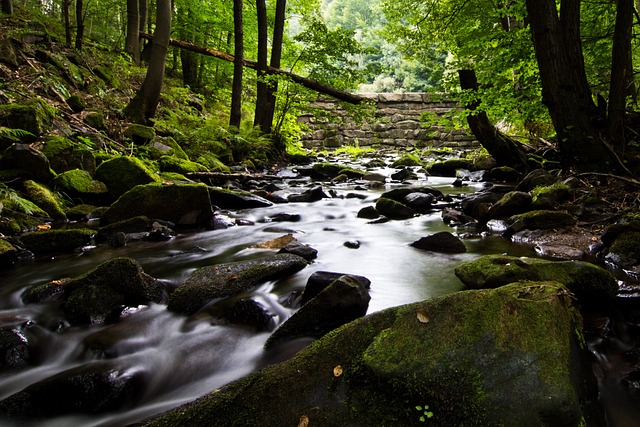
[208,186,273,209]
[265,274,371,349]
[101,183,213,227]
[51,169,109,204]
[375,197,415,220]
[410,231,466,253]
[22,180,67,221]
[19,228,95,255]
[454,254,617,305]
[485,191,532,219]
[0,143,56,183]
[0,239,18,266]
[41,136,96,174]
[0,99,56,140]
[167,254,309,315]
[509,210,576,230]
[145,282,602,427]
[95,156,161,199]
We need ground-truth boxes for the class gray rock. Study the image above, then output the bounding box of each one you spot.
[375,197,415,220]
[410,231,466,253]
[287,186,328,203]
[485,191,532,219]
[299,271,371,306]
[0,143,55,183]
[0,328,31,372]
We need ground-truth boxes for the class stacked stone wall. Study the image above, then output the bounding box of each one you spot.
[298,93,479,150]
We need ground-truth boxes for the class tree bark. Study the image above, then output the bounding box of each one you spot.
[126,0,141,64]
[263,0,286,144]
[458,70,529,172]
[139,32,364,104]
[229,0,244,128]
[1,0,13,15]
[254,0,269,133]
[124,0,171,124]
[607,0,634,140]
[63,0,72,47]
[75,0,85,50]
[525,0,615,171]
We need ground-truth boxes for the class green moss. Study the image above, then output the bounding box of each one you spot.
[158,156,208,174]
[52,169,108,199]
[510,209,576,229]
[19,228,95,254]
[609,231,640,262]
[22,180,67,221]
[312,162,365,179]
[158,172,192,183]
[375,197,415,220]
[391,153,423,167]
[124,124,156,144]
[94,156,161,198]
[83,112,106,130]
[531,183,573,208]
[0,98,56,138]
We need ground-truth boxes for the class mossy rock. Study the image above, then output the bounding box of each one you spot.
[167,253,309,315]
[0,99,56,139]
[97,216,152,241]
[124,124,156,144]
[145,136,188,160]
[52,169,108,203]
[146,282,601,427]
[42,136,96,174]
[83,112,106,131]
[486,191,532,219]
[34,49,85,88]
[311,163,365,179]
[489,166,522,182]
[208,187,272,209]
[158,172,192,183]
[0,211,46,235]
[66,95,86,113]
[454,254,617,305]
[391,153,423,167]
[375,197,415,220]
[19,228,95,255]
[0,34,18,68]
[195,153,231,173]
[0,143,56,183]
[94,156,161,199]
[101,183,213,227]
[158,156,208,174]
[22,180,67,221]
[0,239,18,266]
[426,159,474,177]
[606,231,640,267]
[66,204,98,221]
[93,65,119,88]
[531,183,573,209]
[510,209,576,230]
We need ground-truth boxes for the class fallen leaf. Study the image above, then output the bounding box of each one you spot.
[51,279,66,285]
[333,365,343,377]
[37,224,51,231]
[298,415,309,427]
[417,311,430,324]
[252,234,297,249]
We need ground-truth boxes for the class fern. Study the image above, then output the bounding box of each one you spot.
[0,127,35,142]
[0,183,35,215]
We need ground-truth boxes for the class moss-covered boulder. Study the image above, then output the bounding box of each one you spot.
[605,231,640,267]
[19,228,95,255]
[158,156,208,174]
[51,169,108,203]
[309,163,366,180]
[22,180,66,221]
[146,282,602,427]
[426,158,474,177]
[145,136,188,160]
[101,183,213,227]
[454,254,617,305]
[167,253,309,315]
[95,156,161,199]
[0,99,56,140]
[375,197,415,220]
[531,183,574,209]
[0,144,56,183]
[486,191,532,220]
[97,216,152,241]
[41,136,96,174]
[66,204,98,221]
[0,239,18,266]
[123,124,156,144]
[59,257,164,324]
[65,95,86,113]
[510,209,576,230]
[391,153,423,167]
[489,165,522,182]
[208,186,272,209]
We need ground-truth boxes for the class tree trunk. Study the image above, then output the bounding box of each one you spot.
[126,0,141,64]
[265,0,286,149]
[63,0,72,47]
[229,0,244,128]
[253,0,269,134]
[75,0,84,49]
[1,0,13,15]
[607,0,634,140]
[458,70,529,172]
[124,0,171,124]
[139,32,365,104]
[525,0,615,171]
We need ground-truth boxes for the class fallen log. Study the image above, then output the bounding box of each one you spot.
[140,33,365,105]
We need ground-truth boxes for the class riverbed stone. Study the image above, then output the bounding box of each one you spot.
[509,209,576,230]
[299,271,371,306]
[605,231,640,267]
[101,183,213,227]
[95,156,161,199]
[426,158,474,177]
[454,254,617,305]
[0,328,31,372]
[410,231,466,253]
[0,239,18,266]
[531,183,574,209]
[278,241,318,261]
[485,191,532,219]
[61,257,165,325]
[226,298,276,331]
[144,282,602,427]
[167,253,309,315]
[97,216,152,241]
[515,168,557,192]
[18,228,94,255]
[264,274,371,350]
[208,186,273,209]
[0,361,147,417]
[287,186,328,203]
[375,197,415,220]
[461,190,503,220]
[380,186,443,203]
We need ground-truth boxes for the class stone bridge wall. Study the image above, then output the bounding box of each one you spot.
[298,92,479,150]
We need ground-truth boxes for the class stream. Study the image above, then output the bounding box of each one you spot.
[0,157,638,426]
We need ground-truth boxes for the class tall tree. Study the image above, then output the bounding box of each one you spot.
[63,0,72,46]
[253,0,269,133]
[124,0,172,123]
[263,0,286,143]
[230,0,244,128]
[126,0,141,64]
[607,0,634,139]
[1,0,13,15]
[524,0,617,170]
[75,0,85,49]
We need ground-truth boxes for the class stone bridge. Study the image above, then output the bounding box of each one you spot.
[298,92,479,150]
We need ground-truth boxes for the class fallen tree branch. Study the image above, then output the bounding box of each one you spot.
[576,172,640,187]
[140,33,365,105]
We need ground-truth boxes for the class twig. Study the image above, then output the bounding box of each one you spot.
[575,172,640,187]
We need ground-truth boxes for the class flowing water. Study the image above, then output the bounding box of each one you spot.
[0,161,637,426]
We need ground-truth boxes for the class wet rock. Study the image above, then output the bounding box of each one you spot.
[226,298,276,331]
[22,180,67,221]
[390,168,417,181]
[41,136,96,174]
[515,168,557,192]
[601,221,640,246]
[454,254,617,306]
[310,163,365,180]
[52,257,165,325]
[18,228,94,255]
[0,239,18,266]
[485,191,532,219]
[0,143,56,183]
[0,328,31,372]
[287,186,328,203]
[208,186,273,209]
[168,254,309,315]
[375,197,415,220]
[95,156,161,199]
[426,158,474,177]
[509,209,576,230]
[357,206,380,219]
[410,231,466,253]
[531,183,573,209]
[299,271,371,306]
[278,242,318,261]
[605,231,640,268]
[403,192,435,210]
[380,186,443,202]
[101,183,213,227]
[535,243,585,260]
[147,282,601,427]
[0,361,147,417]
[145,221,176,241]
[362,172,386,183]
[262,212,302,222]
[98,216,153,241]
[344,240,360,249]
[264,274,370,350]
[441,207,476,226]
[489,166,522,182]
[391,154,422,167]
[51,169,109,204]
[461,190,502,220]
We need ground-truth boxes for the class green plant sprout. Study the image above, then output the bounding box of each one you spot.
[415,404,434,422]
